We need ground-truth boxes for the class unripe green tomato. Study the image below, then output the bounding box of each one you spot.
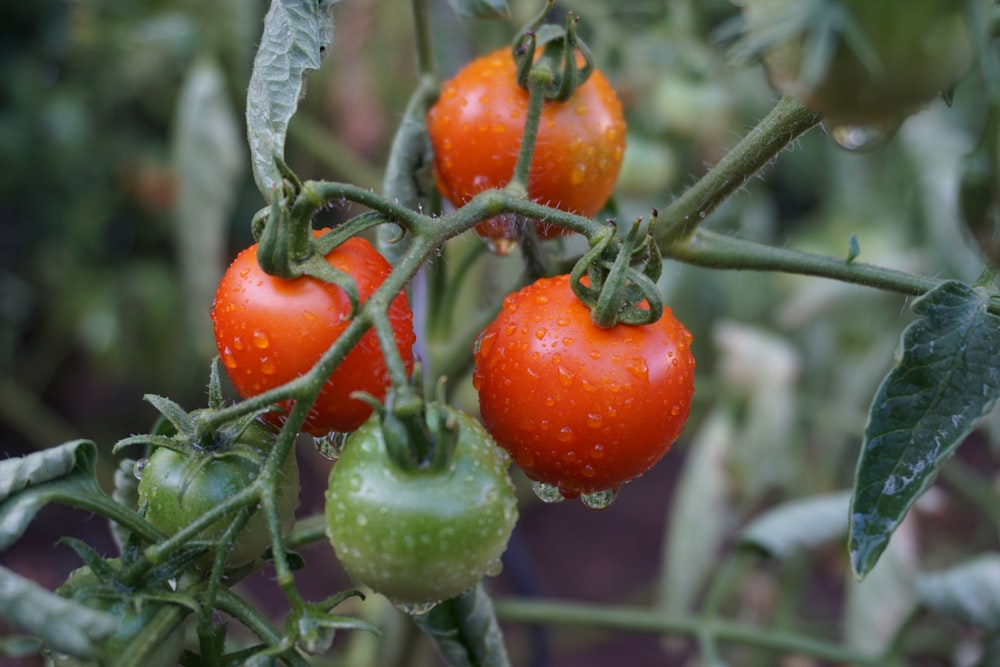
[137,419,300,569]
[325,406,518,606]
[745,0,985,125]
[53,564,186,667]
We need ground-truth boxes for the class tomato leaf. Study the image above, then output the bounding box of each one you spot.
[246,0,336,196]
[740,490,851,560]
[172,57,242,359]
[656,409,736,615]
[915,554,1000,632]
[0,565,116,660]
[412,584,511,667]
[445,0,511,20]
[0,440,99,550]
[850,281,1000,577]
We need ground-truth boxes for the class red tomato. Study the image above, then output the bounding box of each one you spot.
[426,48,626,251]
[473,274,695,499]
[212,234,416,436]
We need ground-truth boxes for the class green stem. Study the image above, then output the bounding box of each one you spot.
[669,229,940,298]
[411,0,435,79]
[657,96,821,247]
[54,484,163,545]
[215,589,311,667]
[284,513,329,551]
[508,72,550,194]
[493,598,882,667]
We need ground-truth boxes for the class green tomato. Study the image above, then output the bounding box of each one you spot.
[53,564,186,667]
[325,406,519,606]
[745,0,985,125]
[137,419,300,569]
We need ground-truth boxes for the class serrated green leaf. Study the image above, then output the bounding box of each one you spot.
[916,554,1000,632]
[740,491,851,560]
[850,281,1000,577]
[0,566,116,660]
[246,0,336,196]
[412,584,510,667]
[445,0,510,19]
[172,57,242,360]
[0,441,99,550]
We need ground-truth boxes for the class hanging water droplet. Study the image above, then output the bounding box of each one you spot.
[827,119,900,152]
[485,559,504,577]
[532,481,565,503]
[485,236,518,256]
[133,458,148,480]
[393,600,439,616]
[313,432,349,461]
[581,487,619,510]
[296,618,336,654]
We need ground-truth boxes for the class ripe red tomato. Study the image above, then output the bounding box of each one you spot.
[473,274,695,499]
[426,48,626,250]
[212,234,416,436]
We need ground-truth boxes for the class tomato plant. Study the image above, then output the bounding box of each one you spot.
[426,47,626,250]
[138,418,300,569]
[53,564,186,667]
[473,273,695,501]
[212,234,416,436]
[743,0,984,126]
[325,404,518,606]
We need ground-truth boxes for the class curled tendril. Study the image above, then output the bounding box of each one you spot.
[570,214,664,328]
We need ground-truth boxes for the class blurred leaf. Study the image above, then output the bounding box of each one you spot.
[849,281,1000,577]
[0,441,102,551]
[172,56,242,359]
[844,513,918,656]
[916,554,1000,632]
[445,0,511,19]
[0,635,43,657]
[0,566,116,660]
[739,491,850,560]
[246,0,337,196]
[412,584,510,667]
[656,408,735,614]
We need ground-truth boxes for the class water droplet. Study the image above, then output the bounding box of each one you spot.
[557,426,574,443]
[394,600,439,616]
[557,317,571,327]
[586,413,603,429]
[626,358,649,381]
[557,366,575,387]
[534,327,548,340]
[532,481,566,503]
[313,432,349,461]
[581,487,619,510]
[133,458,148,480]
[592,443,606,459]
[562,338,574,347]
[221,348,238,369]
[252,330,269,349]
[535,294,550,305]
[828,120,900,152]
[485,559,504,577]
[303,310,318,322]
[239,268,251,278]
[260,357,277,375]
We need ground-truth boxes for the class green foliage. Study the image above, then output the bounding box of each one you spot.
[850,280,1000,576]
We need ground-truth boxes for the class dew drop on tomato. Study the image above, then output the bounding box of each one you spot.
[531,481,565,503]
[580,487,619,510]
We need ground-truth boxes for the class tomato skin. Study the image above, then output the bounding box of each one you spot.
[473,274,695,498]
[137,419,300,569]
[746,0,984,125]
[325,406,518,605]
[212,234,416,436]
[426,48,626,245]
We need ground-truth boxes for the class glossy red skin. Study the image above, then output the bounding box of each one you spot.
[427,48,626,246]
[473,274,695,498]
[212,234,416,435]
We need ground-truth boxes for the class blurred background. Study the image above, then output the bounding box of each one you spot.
[1,1,996,665]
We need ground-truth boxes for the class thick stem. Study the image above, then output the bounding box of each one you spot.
[657,96,821,247]
[508,72,551,194]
